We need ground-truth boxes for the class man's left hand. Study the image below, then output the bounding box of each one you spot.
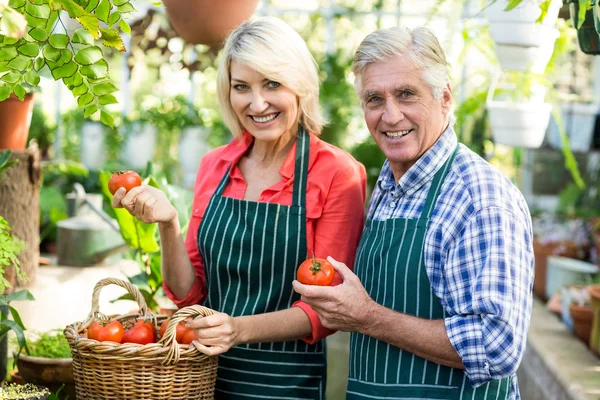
[292,256,376,332]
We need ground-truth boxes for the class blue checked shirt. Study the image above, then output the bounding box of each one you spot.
[368,126,534,399]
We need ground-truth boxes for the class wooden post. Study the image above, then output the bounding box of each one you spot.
[0,146,42,289]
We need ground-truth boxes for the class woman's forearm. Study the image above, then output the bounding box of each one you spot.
[158,217,197,299]
[235,307,312,344]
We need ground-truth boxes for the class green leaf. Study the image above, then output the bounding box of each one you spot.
[27,27,47,41]
[25,2,51,18]
[13,84,26,100]
[0,86,10,101]
[48,34,69,49]
[59,49,73,65]
[72,28,94,45]
[72,83,87,96]
[7,288,34,302]
[84,0,100,12]
[42,45,61,62]
[118,19,130,36]
[92,82,118,95]
[17,43,40,57]
[50,60,77,80]
[77,15,100,39]
[108,11,121,26]
[95,0,110,23]
[112,0,128,6]
[99,110,114,128]
[116,2,135,13]
[79,59,107,79]
[33,57,45,71]
[84,103,98,117]
[24,70,40,86]
[577,3,587,29]
[9,0,27,7]
[7,55,31,71]
[74,46,102,65]
[77,91,94,106]
[24,13,47,28]
[1,72,21,84]
[72,72,83,86]
[98,93,117,105]
[0,48,18,62]
[99,28,125,51]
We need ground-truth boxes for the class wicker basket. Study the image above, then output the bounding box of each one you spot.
[64,278,218,399]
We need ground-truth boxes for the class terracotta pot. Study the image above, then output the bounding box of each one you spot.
[0,93,34,150]
[16,354,76,399]
[570,303,593,345]
[163,0,259,47]
[588,285,600,356]
[532,239,586,301]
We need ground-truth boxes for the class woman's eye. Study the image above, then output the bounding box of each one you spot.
[267,81,281,89]
[233,84,249,91]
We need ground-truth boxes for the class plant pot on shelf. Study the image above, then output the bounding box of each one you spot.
[545,256,598,300]
[570,302,594,346]
[569,0,600,55]
[162,0,259,47]
[561,284,590,331]
[0,93,34,150]
[587,285,600,355]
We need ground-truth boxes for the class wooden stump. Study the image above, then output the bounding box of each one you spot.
[0,147,42,289]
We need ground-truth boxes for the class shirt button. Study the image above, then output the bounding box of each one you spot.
[389,201,396,208]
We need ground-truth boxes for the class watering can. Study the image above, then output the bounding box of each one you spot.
[56,183,128,266]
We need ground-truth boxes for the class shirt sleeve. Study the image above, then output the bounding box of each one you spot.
[443,206,534,387]
[295,161,367,344]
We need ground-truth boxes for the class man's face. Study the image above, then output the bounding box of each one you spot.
[360,55,452,181]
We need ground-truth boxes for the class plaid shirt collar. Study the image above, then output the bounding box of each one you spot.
[377,125,458,198]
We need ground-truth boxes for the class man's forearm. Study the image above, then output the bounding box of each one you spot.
[360,302,464,369]
[158,217,197,299]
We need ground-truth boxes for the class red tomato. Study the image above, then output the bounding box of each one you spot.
[331,271,343,286]
[297,256,335,286]
[87,320,125,343]
[181,329,198,345]
[108,170,142,195]
[159,318,191,343]
[121,319,156,345]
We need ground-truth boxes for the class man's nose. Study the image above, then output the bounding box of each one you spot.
[381,102,404,125]
[250,91,268,113]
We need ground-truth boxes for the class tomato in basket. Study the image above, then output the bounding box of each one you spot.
[87,320,125,343]
[297,254,341,286]
[121,319,157,345]
[159,318,195,343]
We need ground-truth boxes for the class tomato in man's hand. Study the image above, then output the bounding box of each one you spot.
[87,320,125,343]
[121,319,156,345]
[181,328,198,345]
[159,318,192,343]
[297,255,336,286]
[108,170,142,195]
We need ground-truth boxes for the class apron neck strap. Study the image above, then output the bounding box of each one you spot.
[421,143,459,219]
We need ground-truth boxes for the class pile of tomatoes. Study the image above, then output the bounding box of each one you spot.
[86,317,197,345]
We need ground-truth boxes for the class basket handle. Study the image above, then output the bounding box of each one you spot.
[83,278,149,327]
[160,304,216,365]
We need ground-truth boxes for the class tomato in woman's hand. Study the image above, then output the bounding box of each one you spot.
[297,255,335,286]
[108,170,142,195]
[87,320,125,343]
[121,319,156,345]
[181,328,198,345]
[159,318,192,343]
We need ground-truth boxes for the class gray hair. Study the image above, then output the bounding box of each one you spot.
[217,17,324,137]
[352,26,455,125]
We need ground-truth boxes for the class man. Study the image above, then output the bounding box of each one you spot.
[293,26,534,400]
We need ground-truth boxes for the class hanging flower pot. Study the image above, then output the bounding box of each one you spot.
[0,93,34,150]
[569,0,600,54]
[487,101,551,147]
[162,0,260,47]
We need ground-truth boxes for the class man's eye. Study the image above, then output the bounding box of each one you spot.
[267,81,281,89]
[368,96,382,103]
[233,84,248,90]
[400,91,413,98]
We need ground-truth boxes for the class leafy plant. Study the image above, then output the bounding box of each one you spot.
[0,0,139,127]
[17,330,71,358]
[0,383,50,399]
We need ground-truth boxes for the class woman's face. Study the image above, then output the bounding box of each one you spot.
[229,60,299,142]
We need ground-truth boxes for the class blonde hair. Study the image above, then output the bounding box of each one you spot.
[217,17,324,137]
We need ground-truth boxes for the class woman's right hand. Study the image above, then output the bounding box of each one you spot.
[112,185,177,225]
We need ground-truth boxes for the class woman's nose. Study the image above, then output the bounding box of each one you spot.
[250,91,268,114]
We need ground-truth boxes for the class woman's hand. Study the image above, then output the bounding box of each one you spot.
[187,312,241,356]
[111,185,177,224]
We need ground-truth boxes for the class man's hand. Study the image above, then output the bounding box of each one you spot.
[187,312,241,356]
[292,256,376,332]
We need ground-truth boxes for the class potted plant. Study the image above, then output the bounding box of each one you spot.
[162,0,259,47]
[0,383,50,400]
[566,285,594,346]
[0,0,138,128]
[568,0,600,54]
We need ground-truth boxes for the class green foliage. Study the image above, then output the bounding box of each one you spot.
[0,150,18,178]
[19,330,71,358]
[0,0,137,127]
[0,217,26,295]
[350,138,387,199]
[27,102,55,153]
[0,383,50,399]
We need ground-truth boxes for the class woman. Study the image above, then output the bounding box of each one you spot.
[112,17,366,399]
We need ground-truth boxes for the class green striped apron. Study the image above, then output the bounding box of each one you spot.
[197,127,326,400]
[347,145,511,399]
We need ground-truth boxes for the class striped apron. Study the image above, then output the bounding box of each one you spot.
[347,145,511,399]
[197,127,326,399]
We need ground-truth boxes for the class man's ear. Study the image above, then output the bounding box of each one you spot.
[441,83,453,114]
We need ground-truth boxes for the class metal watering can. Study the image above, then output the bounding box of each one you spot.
[56,183,129,266]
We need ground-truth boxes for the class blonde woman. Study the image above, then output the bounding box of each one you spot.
[113,17,366,399]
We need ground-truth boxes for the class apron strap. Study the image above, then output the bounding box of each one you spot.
[292,125,310,208]
[421,143,459,219]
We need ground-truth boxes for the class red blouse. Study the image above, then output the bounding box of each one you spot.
[163,131,366,343]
